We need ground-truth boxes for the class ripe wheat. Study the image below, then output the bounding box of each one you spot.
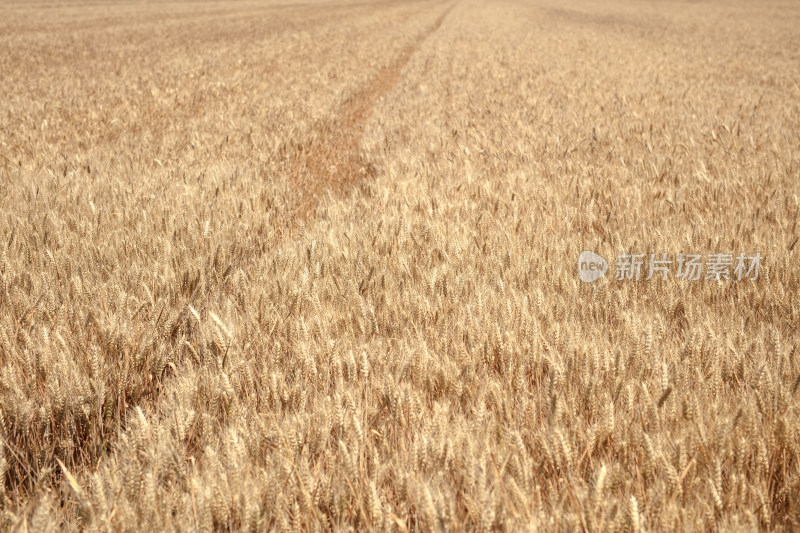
[1,0,799,530]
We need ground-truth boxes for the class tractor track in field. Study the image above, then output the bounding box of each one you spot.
[284,0,458,221]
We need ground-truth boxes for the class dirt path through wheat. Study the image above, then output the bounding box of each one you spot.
[286,1,458,219]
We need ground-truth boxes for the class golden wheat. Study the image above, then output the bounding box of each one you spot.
[1,0,799,530]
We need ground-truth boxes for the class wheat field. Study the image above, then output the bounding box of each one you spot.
[1,0,799,530]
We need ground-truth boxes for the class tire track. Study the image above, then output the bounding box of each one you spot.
[285,0,457,219]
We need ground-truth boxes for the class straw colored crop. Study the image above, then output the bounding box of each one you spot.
[1,0,799,530]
